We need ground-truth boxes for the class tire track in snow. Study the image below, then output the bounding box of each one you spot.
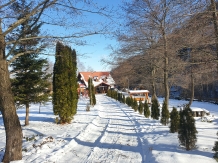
[86,95,141,163]
[56,100,111,163]
[105,96,160,163]
[41,98,101,162]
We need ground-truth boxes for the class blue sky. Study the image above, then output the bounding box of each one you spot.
[74,0,123,72]
[45,0,123,72]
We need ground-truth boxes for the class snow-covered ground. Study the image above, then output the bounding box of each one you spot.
[0,94,217,163]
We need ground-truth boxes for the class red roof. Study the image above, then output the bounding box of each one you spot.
[79,71,110,82]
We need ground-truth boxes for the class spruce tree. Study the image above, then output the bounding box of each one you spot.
[170,107,180,133]
[151,95,160,120]
[10,1,51,126]
[178,105,197,150]
[53,42,78,123]
[138,100,143,114]
[144,100,150,118]
[160,99,170,125]
[213,132,218,161]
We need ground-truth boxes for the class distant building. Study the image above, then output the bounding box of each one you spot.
[128,90,151,103]
[77,71,115,94]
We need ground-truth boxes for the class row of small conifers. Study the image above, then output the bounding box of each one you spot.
[106,90,218,159]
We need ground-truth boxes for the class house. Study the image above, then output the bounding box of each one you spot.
[77,71,115,94]
[128,90,151,103]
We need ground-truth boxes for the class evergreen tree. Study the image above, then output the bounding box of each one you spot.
[10,0,51,126]
[212,132,218,161]
[160,99,170,125]
[178,105,197,150]
[169,107,180,133]
[125,97,131,106]
[70,49,78,115]
[151,95,160,120]
[122,95,126,103]
[138,100,143,114]
[144,100,150,118]
[132,98,138,112]
[53,42,78,123]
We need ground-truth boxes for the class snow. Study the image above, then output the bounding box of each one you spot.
[0,95,218,163]
[129,90,149,93]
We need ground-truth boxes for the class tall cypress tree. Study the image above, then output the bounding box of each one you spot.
[10,0,51,126]
[53,42,78,123]
[138,100,143,114]
[160,99,170,125]
[144,100,150,118]
[178,105,197,150]
[151,95,160,120]
[169,107,180,133]
[132,98,138,112]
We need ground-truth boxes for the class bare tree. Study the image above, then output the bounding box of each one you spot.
[109,0,191,109]
[0,0,112,162]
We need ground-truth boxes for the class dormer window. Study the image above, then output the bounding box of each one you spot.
[93,76,98,81]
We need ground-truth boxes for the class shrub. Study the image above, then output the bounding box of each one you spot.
[169,107,180,133]
[144,100,150,118]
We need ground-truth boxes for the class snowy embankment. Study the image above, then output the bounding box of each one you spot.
[0,94,217,163]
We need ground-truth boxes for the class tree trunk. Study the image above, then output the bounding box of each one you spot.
[188,71,194,107]
[0,27,23,162]
[210,0,218,72]
[163,29,170,110]
[25,103,29,126]
[151,68,157,98]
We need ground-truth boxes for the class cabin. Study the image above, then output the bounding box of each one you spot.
[77,71,115,94]
[190,107,210,117]
[128,90,151,103]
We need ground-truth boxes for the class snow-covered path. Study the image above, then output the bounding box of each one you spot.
[0,94,217,163]
[57,95,144,163]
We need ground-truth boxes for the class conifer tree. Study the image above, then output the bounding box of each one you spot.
[53,42,78,123]
[125,97,130,106]
[178,105,197,150]
[70,49,78,115]
[138,100,143,114]
[10,1,51,126]
[170,107,180,133]
[151,95,160,120]
[132,98,138,112]
[144,100,150,118]
[212,132,218,161]
[122,95,126,103]
[161,99,170,125]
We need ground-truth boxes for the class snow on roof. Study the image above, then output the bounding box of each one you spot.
[78,71,115,87]
[129,90,149,93]
[190,107,206,112]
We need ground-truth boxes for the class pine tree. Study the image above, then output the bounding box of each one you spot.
[160,99,170,125]
[53,42,78,123]
[138,100,143,114]
[170,107,180,133]
[144,100,150,118]
[178,105,197,150]
[10,1,51,126]
[213,132,218,161]
[151,95,160,120]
